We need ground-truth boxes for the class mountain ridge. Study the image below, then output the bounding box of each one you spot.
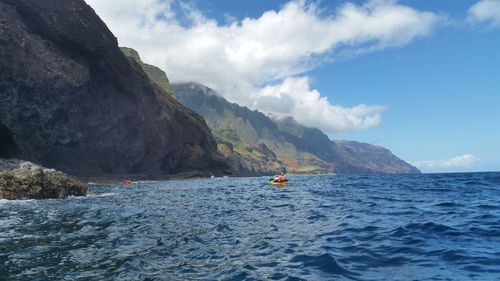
[173,82,420,175]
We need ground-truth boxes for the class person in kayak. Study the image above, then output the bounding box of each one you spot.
[273,174,280,182]
[277,173,286,182]
[271,173,287,182]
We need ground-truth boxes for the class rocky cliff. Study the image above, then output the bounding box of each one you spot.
[0,0,227,177]
[213,129,285,175]
[120,49,284,175]
[174,82,420,175]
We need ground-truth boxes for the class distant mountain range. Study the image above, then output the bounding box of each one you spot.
[172,82,420,175]
[120,47,419,175]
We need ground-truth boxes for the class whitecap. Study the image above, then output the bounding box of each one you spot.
[0,216,21,228]
[89,192,117,198]
[0,198,35,205]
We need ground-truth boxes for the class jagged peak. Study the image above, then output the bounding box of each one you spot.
[120,46,175,97]
[174,82,219,97]
[120,47,141,61]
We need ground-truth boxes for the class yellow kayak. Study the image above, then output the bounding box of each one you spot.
[268,180,288,187]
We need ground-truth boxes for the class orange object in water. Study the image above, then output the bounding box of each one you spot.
[123,179,133,185]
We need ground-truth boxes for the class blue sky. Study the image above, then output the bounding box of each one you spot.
[86,0,500,172]
[313,14,500,173]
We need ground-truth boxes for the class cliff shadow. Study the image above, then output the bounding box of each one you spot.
[0,124,18,158]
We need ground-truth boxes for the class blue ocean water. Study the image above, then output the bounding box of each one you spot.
[1,173,500,280]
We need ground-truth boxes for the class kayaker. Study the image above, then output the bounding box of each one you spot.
[277,173,286,182]
[273,174,280,182]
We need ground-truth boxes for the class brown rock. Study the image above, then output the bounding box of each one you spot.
[0,165,87,200]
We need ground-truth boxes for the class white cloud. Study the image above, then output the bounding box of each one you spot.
[468,0,500,27]
[85,0,444,133]
[256,77,386,132]
[413,154,479,170]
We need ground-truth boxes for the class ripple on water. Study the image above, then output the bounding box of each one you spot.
[290,253,356,277]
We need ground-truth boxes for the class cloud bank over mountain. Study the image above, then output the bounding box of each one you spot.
[85,0,444,133]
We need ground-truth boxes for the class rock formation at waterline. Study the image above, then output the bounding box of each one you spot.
[0,159,87,200]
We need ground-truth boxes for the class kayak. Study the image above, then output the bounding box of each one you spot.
[268,180,288,187]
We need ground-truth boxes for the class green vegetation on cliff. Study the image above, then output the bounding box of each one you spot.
[213,129,285,175]
[173,83,327,174]
[174,82,420,175]
[121,47,176,97]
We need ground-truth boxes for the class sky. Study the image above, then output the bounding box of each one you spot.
[84,0,500,173]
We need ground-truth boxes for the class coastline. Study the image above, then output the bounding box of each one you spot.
[80,171,338,184]
[79,171,222,184]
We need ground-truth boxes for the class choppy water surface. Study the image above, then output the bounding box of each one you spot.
[1,173,500,280]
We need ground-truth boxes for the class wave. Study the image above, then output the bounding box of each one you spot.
[0,198,35,205]
[84,192,118,198]
[475,204,500,210]
[290,253,358,277]
[387,222,466,239]
[434,202,463,208]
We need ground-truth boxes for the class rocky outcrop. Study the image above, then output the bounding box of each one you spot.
[0,0,227,177]
[214,129,285,175]
[0,159,87,199]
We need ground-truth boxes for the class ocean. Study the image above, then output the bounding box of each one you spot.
[1,173,500,280]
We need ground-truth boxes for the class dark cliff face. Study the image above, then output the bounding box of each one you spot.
[0,0,226,176]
